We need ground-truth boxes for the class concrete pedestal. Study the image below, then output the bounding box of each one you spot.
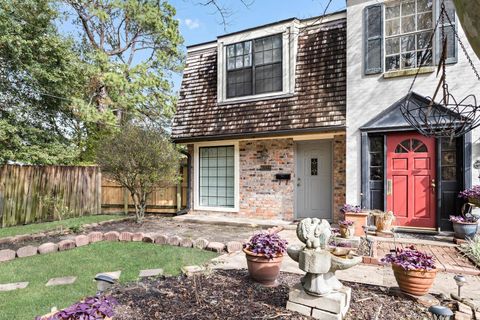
[286,283,351,320]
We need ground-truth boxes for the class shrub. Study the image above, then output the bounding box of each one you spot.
[339,220,354,228]
[463,235,480,264]
[381,245,436,271]
[243,232,288,259]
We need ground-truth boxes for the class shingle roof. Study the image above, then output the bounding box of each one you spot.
[172,18,347,142]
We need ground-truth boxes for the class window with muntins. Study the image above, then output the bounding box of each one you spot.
[384,0,434,72]
[199,146,235,208]
[226,34,282,98]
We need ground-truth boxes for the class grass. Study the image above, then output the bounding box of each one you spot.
[463,235,480,265]
[0,242,217,319]
[0,214,127,238]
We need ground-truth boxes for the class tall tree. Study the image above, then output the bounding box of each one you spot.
[0,0,87,164]
[63,0,183,160]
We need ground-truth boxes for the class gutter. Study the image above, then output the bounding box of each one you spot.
[175,149,191,216]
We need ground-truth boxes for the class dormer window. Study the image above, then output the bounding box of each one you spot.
[226,34,283,98]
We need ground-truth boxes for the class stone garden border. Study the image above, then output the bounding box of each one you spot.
[0,217,132,246]
[0,230,243,263]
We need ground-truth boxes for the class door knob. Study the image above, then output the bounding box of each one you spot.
[431,179,436,189]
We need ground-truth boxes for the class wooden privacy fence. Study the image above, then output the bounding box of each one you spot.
[0,165,101,227]
[101,165,188,214]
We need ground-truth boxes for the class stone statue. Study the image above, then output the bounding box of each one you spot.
[287,218,362,296]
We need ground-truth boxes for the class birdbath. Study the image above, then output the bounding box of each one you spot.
[286,218,362,319]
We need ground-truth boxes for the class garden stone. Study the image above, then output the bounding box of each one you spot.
[226,241,243,253]
[104,231,120,241]
[96,271,121,280]
[0,282,28,292]
[454,311,472,320]
[311,308,343,320]
[181,265,205,277]
[32,232,47,240]
[58,239,76,251]
[75,235,90,247]
[180,238,193,248]
[0,237,14,245]
[458,302,473,316]
[286,301,312,317]
[388,287,439,307]
[38,243,58,255]
[16,245,38,258]
[142,234,155,243]
[0,249,16,262]
[194,238,209,250]
[139,268,164,278]
[207,242,225,253]
[155,234,169,245]
[14,234,32,242]
[168,235,182,246]
[88,231,103,243]
[46,276,77,287]
[119,232,133,241]
[132,232,144,241]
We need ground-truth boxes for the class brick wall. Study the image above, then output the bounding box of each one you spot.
[239,139,295,220]
[333,135,346,222]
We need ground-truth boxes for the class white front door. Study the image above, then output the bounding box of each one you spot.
[296,141,332,220]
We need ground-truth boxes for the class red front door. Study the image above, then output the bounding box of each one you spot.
[386,132,436,228]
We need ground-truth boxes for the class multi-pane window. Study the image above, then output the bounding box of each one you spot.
[199,146,235,208]
[385,0,434,72]
[226,34,282,98]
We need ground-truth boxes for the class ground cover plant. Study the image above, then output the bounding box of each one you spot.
[0,215,126,239]
[381,245,436,271]
[0,242,217,319]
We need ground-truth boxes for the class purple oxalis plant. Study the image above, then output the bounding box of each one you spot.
[341,204,362,213]
[36,296,117,320]
[458,185,480,202]
[243,231,288,259]
[381,245,436,271]
[338,220,354,228]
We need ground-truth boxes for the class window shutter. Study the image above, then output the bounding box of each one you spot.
[436,0,458,64]
[364,4,383,75]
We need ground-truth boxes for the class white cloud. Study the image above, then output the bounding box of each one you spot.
[184,18,200,30]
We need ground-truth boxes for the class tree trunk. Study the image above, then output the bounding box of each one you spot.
[131,192,141,224]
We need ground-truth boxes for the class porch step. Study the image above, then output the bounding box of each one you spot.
[173,214,297,230]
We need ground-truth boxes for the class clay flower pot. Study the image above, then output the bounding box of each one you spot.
[344,211,369,236]
[339,225,355,239]
[244,249,283,287]
[392,264,437,296]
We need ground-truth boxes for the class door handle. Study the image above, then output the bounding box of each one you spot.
[431,179,436,189]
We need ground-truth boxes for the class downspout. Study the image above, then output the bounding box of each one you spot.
[176,149,191,216]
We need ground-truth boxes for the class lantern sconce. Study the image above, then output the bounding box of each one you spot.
[453,274,467,298]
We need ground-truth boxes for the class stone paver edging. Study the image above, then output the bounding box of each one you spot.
[0,230,243,264]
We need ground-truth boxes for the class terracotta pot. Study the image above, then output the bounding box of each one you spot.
[339,225,355,238]
[244,249,283,286]
[392,264,437,296]
[344,211,369,236]
[375,216,394,232]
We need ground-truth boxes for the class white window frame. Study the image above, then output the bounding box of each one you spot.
[194,141,240,212]
[383,0,435,73]
[217,21,299,104]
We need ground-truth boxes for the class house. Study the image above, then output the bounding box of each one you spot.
[172,0,480,231]
[346,0,479,231]
[172,12,348,222]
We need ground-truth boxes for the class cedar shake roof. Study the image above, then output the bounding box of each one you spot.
[172,17,347,142]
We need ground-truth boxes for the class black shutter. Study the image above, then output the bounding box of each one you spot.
[436,0,458,64]
[364,4,383,75]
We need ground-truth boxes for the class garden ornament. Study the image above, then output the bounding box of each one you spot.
[287,218,362,296]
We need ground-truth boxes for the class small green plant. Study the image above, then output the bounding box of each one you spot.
[463,235,480,265]
[69,224,83,234]
[41,194,73,233]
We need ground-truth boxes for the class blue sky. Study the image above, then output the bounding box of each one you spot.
[173,0,346,47]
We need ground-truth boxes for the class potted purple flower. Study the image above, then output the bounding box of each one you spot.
[243,231,288,286]
[449,215,479,239]
[37,296,117,320]
[381,245,437,296]
[338,220,355,238]
[341,204,369,236]
[459,185,480,207]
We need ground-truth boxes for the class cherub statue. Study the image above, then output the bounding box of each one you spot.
[296,218,331,249]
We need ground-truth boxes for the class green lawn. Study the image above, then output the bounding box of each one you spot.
[0,214,127,238]
[0,242,217,319]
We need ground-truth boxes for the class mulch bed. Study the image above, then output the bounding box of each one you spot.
[110,269,447,320]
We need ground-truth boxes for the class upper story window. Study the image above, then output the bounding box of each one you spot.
[226,34,283,98]
[364,0,457,76]
[384,0,433,72]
